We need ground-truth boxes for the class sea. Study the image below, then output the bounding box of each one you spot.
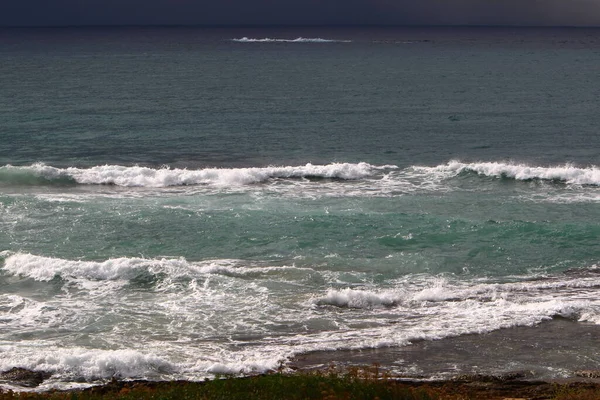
[1,26,599,390]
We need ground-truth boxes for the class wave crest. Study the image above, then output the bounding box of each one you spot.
[1,253,310,283]
[314,288,402,309]
[0,164,75,186]
[231,37,351,43]
[0,347,176,381]
[0,162,390,187]
[416,161,600,185]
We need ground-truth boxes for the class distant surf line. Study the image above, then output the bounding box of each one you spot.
[3,161,600,188]
[231,37,352,43]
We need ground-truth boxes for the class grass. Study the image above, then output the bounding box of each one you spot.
[2,365,600,400]
[552,383,600,400]
[0,366,435,400]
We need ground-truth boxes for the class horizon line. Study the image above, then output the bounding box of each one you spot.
[1,23,600,29]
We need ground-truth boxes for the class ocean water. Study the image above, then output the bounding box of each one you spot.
[1,26,600,390]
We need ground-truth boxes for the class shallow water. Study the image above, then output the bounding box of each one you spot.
[293,318,600,380]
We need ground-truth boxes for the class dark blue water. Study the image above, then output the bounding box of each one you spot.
[2,27,600,168]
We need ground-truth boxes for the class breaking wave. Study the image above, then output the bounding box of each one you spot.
[0,253,310,282]
[313,273,600,316]
[314,288,401,308]
[231,37,351,43]
[4,161,598,194]
[415,161,600,186]
[3,252,600,389]
[0,162,392,187]
[0,347,176,382]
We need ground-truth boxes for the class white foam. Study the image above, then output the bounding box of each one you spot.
[411,279,457,302]
[0,341,293,389]
[198,356,283,376]
[0,294,68,330]
[314,288,402,308]
[3,253,156,281]
[255,274,600,355]
[3,293,594,388]
[4,162,389,187]
[0,346,177,381]
[4,252,600,389]
[0,294,25,310]
[407,275,600,304]
[579,313,600,324]
[232,37,351,43]
[416,161,600,186]
[1,253,314,283]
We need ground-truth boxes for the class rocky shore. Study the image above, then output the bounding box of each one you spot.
[3,367,600,400]
[3,320,600,399]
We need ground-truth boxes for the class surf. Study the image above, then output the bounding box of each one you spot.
[414,161,600,186]
[231,37,351,43]
[0,162,393,187]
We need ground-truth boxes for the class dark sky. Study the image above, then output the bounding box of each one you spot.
[1,0,600,27]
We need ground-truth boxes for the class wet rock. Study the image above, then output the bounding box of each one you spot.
[499,371,536,381]
[453,370,534,383]
[0,367,52,387]
[575,370,600,379]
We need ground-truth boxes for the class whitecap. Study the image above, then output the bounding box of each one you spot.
[1,253,314,283]
[231,37,351,43]
[0,347,176,381]
[415,161,600,185]
[1,162,391,188]
[313,287,402,309]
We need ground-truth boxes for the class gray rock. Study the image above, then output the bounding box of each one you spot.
[0,367,52,388]
[453,370,534,382]
[575,370,600,379]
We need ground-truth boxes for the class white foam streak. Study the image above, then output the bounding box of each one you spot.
[232,37,351,43]
[311,275,600,336]
[406,275,600,305]
[301,295,594,354]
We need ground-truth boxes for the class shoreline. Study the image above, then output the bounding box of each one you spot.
[291,318,600,381]
[2,318,600,398]
[3,372,600,400]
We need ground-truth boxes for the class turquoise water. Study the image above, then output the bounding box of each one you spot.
[1,26,599,389]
